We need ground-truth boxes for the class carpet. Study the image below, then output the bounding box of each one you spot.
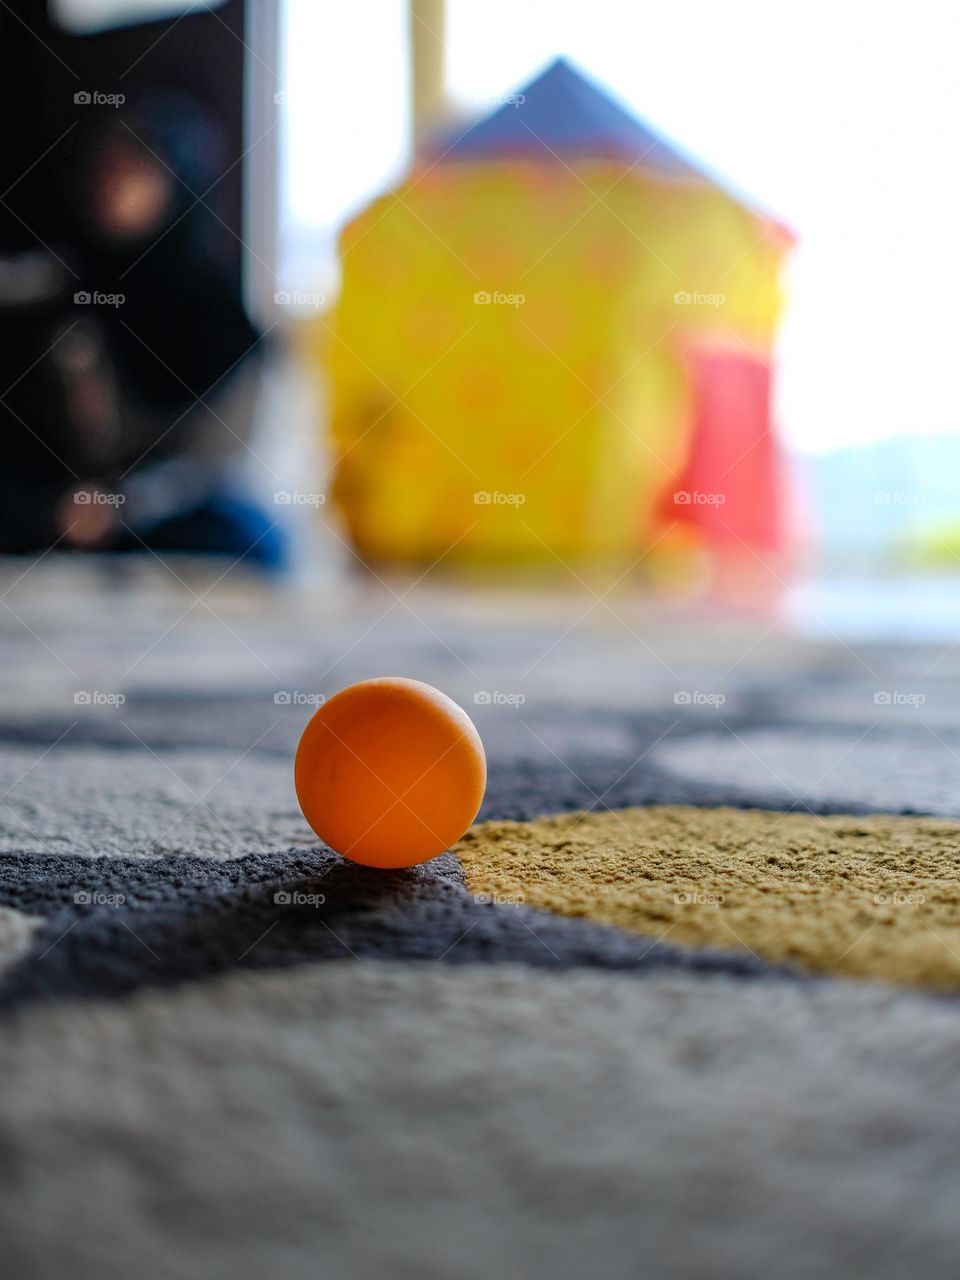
[2,561,960,1279]
[458,807,960,988]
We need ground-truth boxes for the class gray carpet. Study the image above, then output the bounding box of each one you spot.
[3,963,960,1280]
[2,558,960,1278]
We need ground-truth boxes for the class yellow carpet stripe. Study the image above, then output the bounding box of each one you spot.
[455,806,960,990]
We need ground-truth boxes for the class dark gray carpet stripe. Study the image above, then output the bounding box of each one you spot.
[0,848,793,1011]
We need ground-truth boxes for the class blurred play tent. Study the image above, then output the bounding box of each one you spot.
[326,57,794,579]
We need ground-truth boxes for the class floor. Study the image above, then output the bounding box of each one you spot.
[2,556,960,1279]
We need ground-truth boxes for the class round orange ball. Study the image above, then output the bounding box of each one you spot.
[294,677,487,868]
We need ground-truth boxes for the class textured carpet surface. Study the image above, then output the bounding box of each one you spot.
[0,846,783,1013]
[3,962,960,1280]
[655,727,960,816]
[458,806,960,988]
[3,562,960,1278]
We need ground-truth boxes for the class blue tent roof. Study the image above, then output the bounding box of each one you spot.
[442,57,702,180]
[436,56,792,232]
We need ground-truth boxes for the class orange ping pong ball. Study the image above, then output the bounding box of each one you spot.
[294,677,487,868]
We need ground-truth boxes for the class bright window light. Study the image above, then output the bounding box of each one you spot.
[279,0,411,294]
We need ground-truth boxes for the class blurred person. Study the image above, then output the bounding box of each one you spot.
[0,88,285,571]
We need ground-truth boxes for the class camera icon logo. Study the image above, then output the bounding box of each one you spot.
[274,691,292,705]
[473,491,492,504]
[874,691,892,705]
[473,691,492,705]
[74,291,91,305]
[274,891,291,905]
[74,891,91,904]
[74,691,92,704]
[673,490,691,505]
[474,291,491,304]
[673,691,692,705]
[74,91,91,105]
[274,291,291,305]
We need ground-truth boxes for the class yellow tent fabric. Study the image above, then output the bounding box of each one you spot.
[327,151,789,566]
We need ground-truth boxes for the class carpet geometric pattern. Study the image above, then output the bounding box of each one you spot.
[3,564,960,1279]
